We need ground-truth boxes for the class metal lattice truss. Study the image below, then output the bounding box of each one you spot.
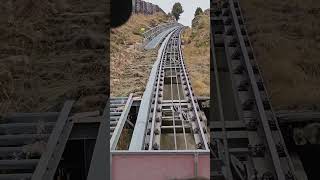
[0,101,110,180]
[0,101,74,180]
[211,0,297,179]
[110,95,133,150]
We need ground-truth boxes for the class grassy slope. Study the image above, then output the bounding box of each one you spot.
[110,13,169,97]
[182,11,210,97]
[0,0,107,113]
[240,0,320,110]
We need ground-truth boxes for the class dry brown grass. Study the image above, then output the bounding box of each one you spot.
[181,13,210,97]
[110,13,169,97]
[240,0,320,109]
[0,0,107,114]
[116,128,133,150]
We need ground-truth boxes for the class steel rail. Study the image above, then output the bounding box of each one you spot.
[219,1,275,177]
[211,0,297,179]
[178,30,209,150]
[233,0,297,176]
[210,12,234,179]
[227,1,288,179]
[147,29,183,150]
[172,33,188,149]
[129,30,176,150]
[143,22,177,40]
[147,31,175,150]
[169,39,178,150]
[147,29,174,150]
[174,29,204,149]
[137,27,210,151]
[110,94,133,150]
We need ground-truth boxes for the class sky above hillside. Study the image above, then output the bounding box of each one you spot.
[144,0,210,27]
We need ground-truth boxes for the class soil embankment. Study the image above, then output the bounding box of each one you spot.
[182,10,210,97]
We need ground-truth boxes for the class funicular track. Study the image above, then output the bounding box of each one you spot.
[126,27,210,151]
[0,0,311,178]
[111,26,210,179]
[211,0,297,179]
[141,27,209,151]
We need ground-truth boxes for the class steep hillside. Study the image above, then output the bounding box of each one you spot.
[240,0,320,110]
[111,13,169,97]
[181,10,210,97]
[0,0,107,114]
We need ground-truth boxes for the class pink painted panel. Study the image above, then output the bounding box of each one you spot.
[112,153,210,180]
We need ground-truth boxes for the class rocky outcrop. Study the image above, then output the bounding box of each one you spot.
[133,0,165,15]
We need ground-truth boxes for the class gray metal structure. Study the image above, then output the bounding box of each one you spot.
[110,94,133,150]
[111,23,210,180]
[144,26,179,50]
[0,101,109,180]
[143,22,181,49]
[87,101,109,180]
[0,101,73,180]
[1,1,317,178]
[129,30,176,150]
[32,101,75,180]
[143,22,177,40]
[211,0,299,179]
[130,26,209,151]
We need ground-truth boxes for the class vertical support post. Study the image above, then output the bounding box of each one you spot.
[87,103,109,180]
[32,101,74,180]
